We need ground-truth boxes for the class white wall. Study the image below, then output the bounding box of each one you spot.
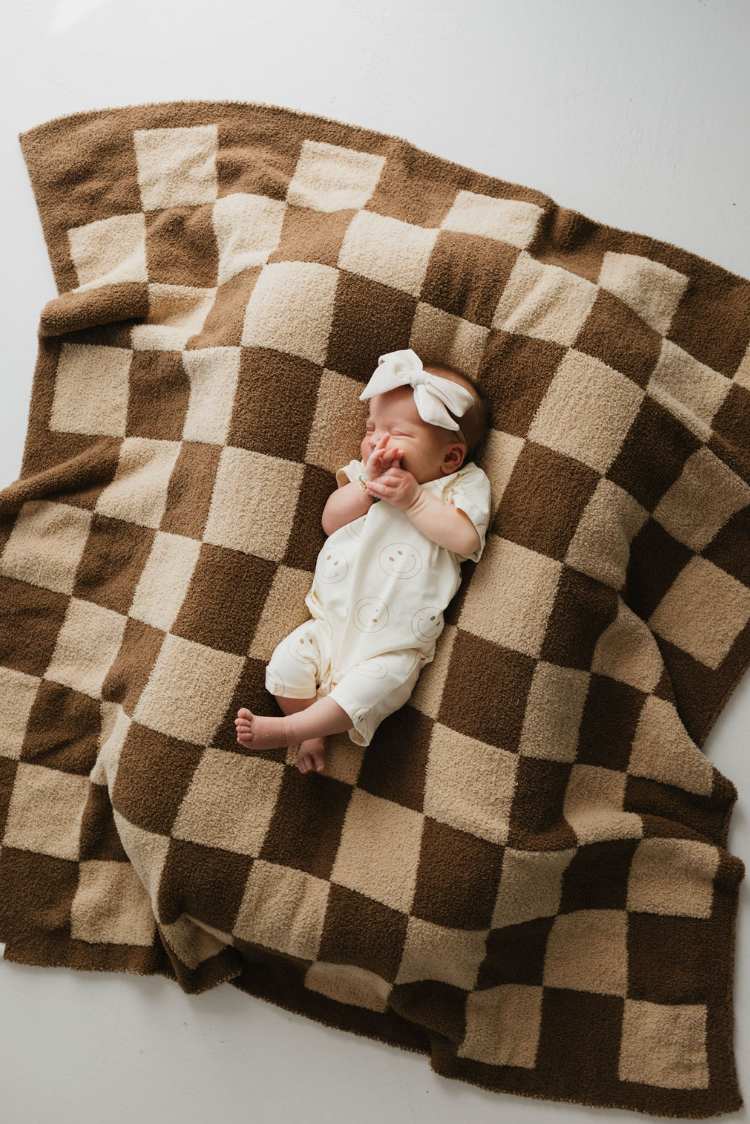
[1,2,748,1121]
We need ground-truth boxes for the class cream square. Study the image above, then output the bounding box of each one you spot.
[517,662,590,762]
[3,762,89,861]
[734,339,750,390]
[203,445,303,561]
[459,536,562,657]
[408,304,489,379]
[458,984,543,1067]
[233,858,329,960]
[45,597,127,699]
[492,252,599,345]
[0,666,41,759]
[132,633,244,745]
[331,788,424,913]
[241,260,339,364]
[396,915,488,990]
[563,764,643,844]
[71,859,156,945]
[565,477,649,590]
[158,914,228,969]
[130,283,217,351]
[133,125,219,211]
[619,1000,709,1089]
[171,747,284,853]
[337,210,439,297]
[95,437,182,529]
[112,808,170,904]
[491,848,576,928]
[441,190,543,249]
[528,349,644,473]
[212,192,287,286]
[543,909,628,996]
[591,599,665,692]
[89,703,132,791]
[304,961,390,1013]
[627,837,719,918]
[648,339,731,429]
[129,531,202,632]
[181,347,242,444]
[653,445,750,553]
[648,555,750,669]
[628,696,715,796]
[424,723,517,845]
[599,251,689,336]
[50,343,132,436]
[0,499,92,595]
[286,139,385,212]
[68,212,147,291]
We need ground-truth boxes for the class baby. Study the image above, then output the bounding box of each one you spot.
[235,348,492,773]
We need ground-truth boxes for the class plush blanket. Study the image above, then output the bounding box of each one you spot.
[1,100,748,1118]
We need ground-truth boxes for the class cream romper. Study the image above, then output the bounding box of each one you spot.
[265,458,492,746]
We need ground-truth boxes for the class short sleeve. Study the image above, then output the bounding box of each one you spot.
[336,459,364,488]
[444,463,492,563]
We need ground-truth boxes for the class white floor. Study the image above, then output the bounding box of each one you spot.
[1,2,748,1121]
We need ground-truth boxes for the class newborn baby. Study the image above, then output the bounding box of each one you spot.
[235,348,492,774]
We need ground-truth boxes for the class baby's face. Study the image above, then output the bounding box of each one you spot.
[361,384,467,485]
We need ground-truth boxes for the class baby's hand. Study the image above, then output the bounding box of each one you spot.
[365,465,420,510]
[364,433,403,481]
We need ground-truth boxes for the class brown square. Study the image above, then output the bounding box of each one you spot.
[172,542,275,655]
[259,766,354,880]
[421,231,518,327]
[73,514,155,613]
[439,631,535,749]
[507,757,579,850]
[157,836,253,931]
[126,351,192,441]
[269,206,352,268]
[318,881,409,983]
[228,349,321,461]
[20,680,101,775]
[0,577,70,677]
[144,205,219,289]
[325,272,417,380]
[101,616,165,711]
[412,816,502,929]
[111,721,204,835]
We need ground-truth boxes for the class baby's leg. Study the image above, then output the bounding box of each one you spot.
[275,694,327,774]
[235,696,353,764]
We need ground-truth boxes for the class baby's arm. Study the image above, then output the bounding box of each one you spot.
[403,489,481,556]
[322,481,375,536]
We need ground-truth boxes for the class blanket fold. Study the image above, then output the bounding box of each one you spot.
[0,99,748,1118]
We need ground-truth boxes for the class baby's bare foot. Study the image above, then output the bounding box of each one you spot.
[297,737,326,774]
[235,707,295,751]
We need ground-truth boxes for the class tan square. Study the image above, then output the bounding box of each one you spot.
[50,343,132,436]
[68,212,147,291]
[628,696,715,796]
[89,704,131,790]
[159,914,227,968]
[3,762,89,860]
[409,624,456,721]
[233,858,329,959]
[181,347,242,444]
[130,283,217,351]
[337,210,439,297]
[241,260,339,365]
[396,915,488,989]
[492,253,599,345]
[212,192,287,286]
[441,189,543,249]
[458,983,543,1067]
[627,837,719,918]
[331,788,424,913]
[45,597,127,698]
[648,555,750,669]
[0,666,41,759]
[203,445,303,561]
[653,446,750,553]
[459,536,562,657]
[304,366,369,477]
[133,636,244,745]
[172,747,283,852]
[599,251,689,336]
[492,848,576,928]
[424,723,517,845]
[408,302,489,378]
[95,437,182,529]
[517,662,590,762]
[734,338,750,390]
[619,999,709,1089]
[648,340,731,428]
[563,764,643,844]
[129,531,201,632]
[247,565,316,662]
[565,477,649,590]
[71,859,156,945]
[133,125,219,211]
[0,500,92,594]
[286,139,386,212]
[591,599,664,693]
[112,807,170,902]
[543,909,628,996]
[304,961,390,1012]
[528,349,644,473]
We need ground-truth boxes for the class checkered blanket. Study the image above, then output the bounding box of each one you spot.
[1,101,748,1118]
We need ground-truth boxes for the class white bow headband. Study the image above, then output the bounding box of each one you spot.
[359,349,474,445]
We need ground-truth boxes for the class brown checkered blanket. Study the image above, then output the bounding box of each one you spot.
[1,100,748,1118]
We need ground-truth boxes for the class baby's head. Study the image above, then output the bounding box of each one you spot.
[361,362,490,485]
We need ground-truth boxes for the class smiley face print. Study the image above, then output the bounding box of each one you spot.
[287,629,324,667]
[379,541,422,579]
[351,656,389,680]
[411,606,444,644]
[353,596,389,634]
[316,546,348,584]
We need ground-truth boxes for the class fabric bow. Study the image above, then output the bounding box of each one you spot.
[359,349,474,442]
